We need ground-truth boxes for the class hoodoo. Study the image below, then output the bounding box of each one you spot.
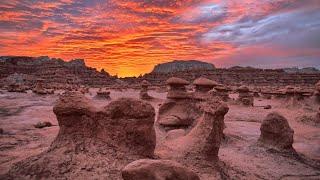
[5,92,156,179]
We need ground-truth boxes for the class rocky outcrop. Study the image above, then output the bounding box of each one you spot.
[283,67,320,74]
[0,56,116,88]
[258,112,294,152]
[122,159,200,180]
[5,93,156,179]
[152,60,215,74]
[156,78,229,163]
[141,66,320,88]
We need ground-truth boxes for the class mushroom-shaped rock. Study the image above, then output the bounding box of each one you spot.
[122,159,200,180]
[213,84,231,101]
[6,93,156,179]
[237,85,250,93]
[193,77,218,100]
[166,77,189,86]
[236,85,253,106]
[258,112,294,151]
[166,77,190,99]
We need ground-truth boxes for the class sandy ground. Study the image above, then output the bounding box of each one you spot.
[0,89,319,179]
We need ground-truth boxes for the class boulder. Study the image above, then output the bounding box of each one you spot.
[258,112,294,151]
[122,159,200,180]
[34,121,52,129]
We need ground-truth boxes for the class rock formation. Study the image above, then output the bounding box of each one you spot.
[5,93,156,179]
[166,77,190,99]
[141,64,320,88]
[32,78,54,95]
[139,80,152,100]
[156,98,229,161]
[122,159,200,180]
[236,85,254,106]
[0,56,116,88]
[152,60,215,74]
[213,84,231,102]
[193,77,217,100]
[156,78,229,166]
[258,112,294,152]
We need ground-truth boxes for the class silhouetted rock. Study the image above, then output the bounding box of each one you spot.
[152,60,215,74]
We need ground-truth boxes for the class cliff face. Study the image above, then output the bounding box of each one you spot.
[152,60,215,74]
[0,56,115,87]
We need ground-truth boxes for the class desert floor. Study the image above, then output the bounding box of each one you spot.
[0,89,319,179]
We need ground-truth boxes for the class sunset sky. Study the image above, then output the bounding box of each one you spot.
[0,0,319,77]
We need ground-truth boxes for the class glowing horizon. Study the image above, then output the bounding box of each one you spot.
[0,0,319,77]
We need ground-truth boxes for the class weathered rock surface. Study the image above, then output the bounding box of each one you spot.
[157,98,229,161]
[166,77,190,99]
[0,56,116,88]
[258,112,294,151]
[122,159,200,180]
[4,93,156,179]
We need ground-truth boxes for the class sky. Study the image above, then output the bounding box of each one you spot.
[0,0,319,77]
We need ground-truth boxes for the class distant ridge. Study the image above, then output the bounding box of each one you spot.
[0,56,115,86]
[152,60,215,73]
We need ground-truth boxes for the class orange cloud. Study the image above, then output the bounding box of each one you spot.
[0,0,319,77]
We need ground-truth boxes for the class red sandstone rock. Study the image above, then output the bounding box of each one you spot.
[258,112,294,151]
[122,159,200,180]
[156,98,229,161]
[166,77,190,99]
[5,93,156,179]
[236,85,254,106]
